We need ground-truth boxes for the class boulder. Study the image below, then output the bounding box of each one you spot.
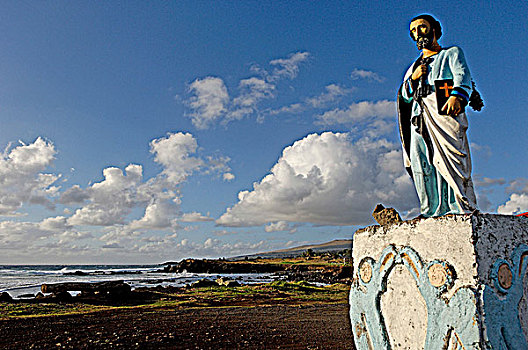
[53,291,73,302]
[0,292,13,302]
[189,278,217,288]
[215,277,241,287]
[372,204,402,226]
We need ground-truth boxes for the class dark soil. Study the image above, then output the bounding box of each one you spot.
[0,303,356,349]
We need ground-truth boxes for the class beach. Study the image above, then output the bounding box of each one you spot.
[0,303,355,349]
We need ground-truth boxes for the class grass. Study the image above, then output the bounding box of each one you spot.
[0,281,350,319]
[0,302,111,318]
[247,256,347,266]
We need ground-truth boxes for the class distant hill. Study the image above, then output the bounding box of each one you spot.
[229,239,352,260]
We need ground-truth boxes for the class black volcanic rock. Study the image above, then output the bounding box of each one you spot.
[164,259,287,274]
[0,292,12,302]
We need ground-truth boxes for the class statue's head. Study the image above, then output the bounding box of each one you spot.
[409,14,442,50]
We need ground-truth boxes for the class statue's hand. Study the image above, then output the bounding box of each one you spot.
[411,64,428,81]
[442,96,461,116]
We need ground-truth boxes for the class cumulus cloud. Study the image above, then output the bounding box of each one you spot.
[495,178,528,215]
[180,212,214,222]
[187,77,229,129]
[150,132,204,185]
[316,100,395,126]
[67,164,144,226]
[217,132,416,227]
[66,132,226,232]
[59,185,89,205]
[127,199,181,231]
[223,172,235,181]
[0,221,51,250]
[185,52,309,128]
[350,68,385,82]
[40,216,72,231]
[0,138,59,215]
[0,217,86,253]
[497,193,528,215]
[264,221,297,233]
[0,131,233,262]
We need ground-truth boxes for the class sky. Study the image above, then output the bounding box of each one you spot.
[0,1,526,264]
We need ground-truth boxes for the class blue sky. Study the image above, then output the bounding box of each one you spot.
[0,1,526,264]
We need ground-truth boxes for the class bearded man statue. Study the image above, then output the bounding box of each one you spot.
[398,14,479,217]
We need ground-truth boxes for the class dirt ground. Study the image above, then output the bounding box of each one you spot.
[0,303,356,349]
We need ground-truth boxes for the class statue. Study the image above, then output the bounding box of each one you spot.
[397,14,482,218]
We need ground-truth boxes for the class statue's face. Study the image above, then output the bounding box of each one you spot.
[410,19,435,50]
[409,19,431,41]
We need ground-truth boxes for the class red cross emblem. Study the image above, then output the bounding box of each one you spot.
[439,82,454,97]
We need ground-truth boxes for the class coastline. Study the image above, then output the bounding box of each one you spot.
[0,254,356,348]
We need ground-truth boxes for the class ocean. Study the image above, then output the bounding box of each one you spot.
[0,265,277,299]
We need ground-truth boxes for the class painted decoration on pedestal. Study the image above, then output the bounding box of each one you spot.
[349,245,480,349]
[483,244,528,349]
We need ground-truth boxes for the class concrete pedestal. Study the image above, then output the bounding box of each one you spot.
[349,213,528,349]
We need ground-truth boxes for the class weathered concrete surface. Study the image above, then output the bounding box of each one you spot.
[349,213,528,349]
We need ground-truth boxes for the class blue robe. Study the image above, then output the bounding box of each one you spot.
[398,46,477,217]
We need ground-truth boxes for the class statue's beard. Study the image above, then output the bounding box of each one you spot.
[416,31,435,50]
[416,36,431,50]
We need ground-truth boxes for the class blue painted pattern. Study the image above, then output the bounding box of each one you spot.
[483,244,528,350]
[349,245,480,349]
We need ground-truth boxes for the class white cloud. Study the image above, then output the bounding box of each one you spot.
[204,155,232,178]
[102,242,123,249]
[497,193,528,215]
[268,83,353,117]
[217,132,416,227]
[180,212,214,222]
[269,51,310,81]
[267,103,304,116]
[228,77,276,122]
[0,217,87,254]
[173,237,278,258]
[150,132,204,185]
[223,172,235,181]
[0,137,59,215]
[235,78,275,107]
[350,68,385,82]
[59,185,89,205]
[187,77,229,129]
[67,132,222,231]
[316,100,395,126]
[306,84,353,108]
[264,221,297,233]
[55,230,93,244]
[67,164,144,226]
[127,199,180,231]
[0,221,51,250]
[185,52,310,128]
[40,216,72,231]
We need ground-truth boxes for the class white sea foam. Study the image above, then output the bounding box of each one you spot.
[0,265,277,299]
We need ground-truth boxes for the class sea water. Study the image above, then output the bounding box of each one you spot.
[0,265,277,299]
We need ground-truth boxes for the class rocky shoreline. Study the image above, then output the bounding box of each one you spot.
[163,257,353,284]
[0,254,353,305]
